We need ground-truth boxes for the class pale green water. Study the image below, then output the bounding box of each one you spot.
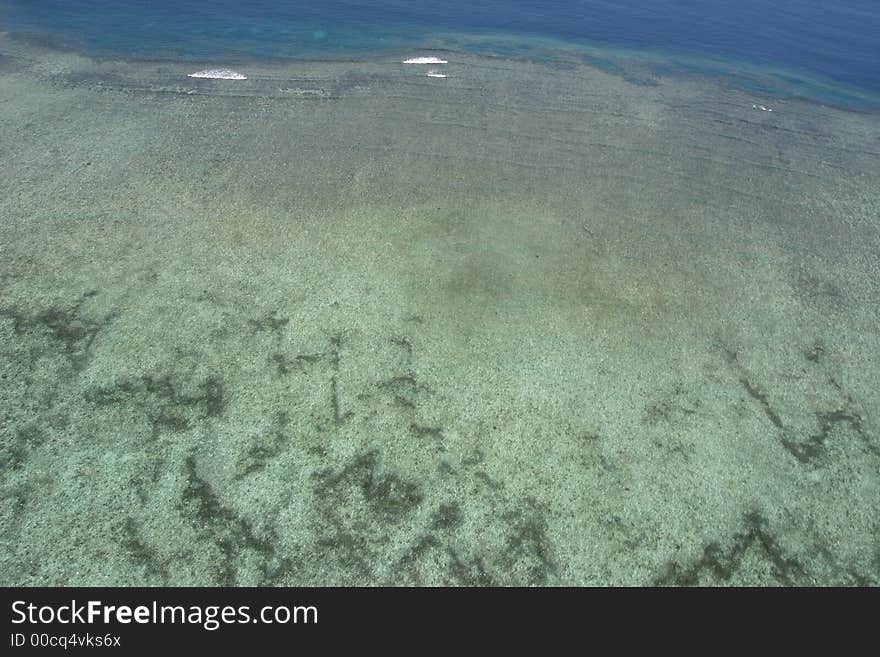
[1,35,879,585]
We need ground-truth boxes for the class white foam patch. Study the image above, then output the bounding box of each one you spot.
[426,70,447,78]
[402,57,448,64]
[188,69,248,80]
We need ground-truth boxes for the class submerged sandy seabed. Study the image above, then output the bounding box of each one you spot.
[0,34,878,585]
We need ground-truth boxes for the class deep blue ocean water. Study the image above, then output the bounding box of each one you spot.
[2,1,879,104]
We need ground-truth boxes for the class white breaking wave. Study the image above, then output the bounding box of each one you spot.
[426,70,447,78]
[402,56,448,64]
[188,69,248,80]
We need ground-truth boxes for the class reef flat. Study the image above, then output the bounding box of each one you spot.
[1,34,878,585]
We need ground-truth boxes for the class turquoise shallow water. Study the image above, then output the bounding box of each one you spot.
[0,6,878,586]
